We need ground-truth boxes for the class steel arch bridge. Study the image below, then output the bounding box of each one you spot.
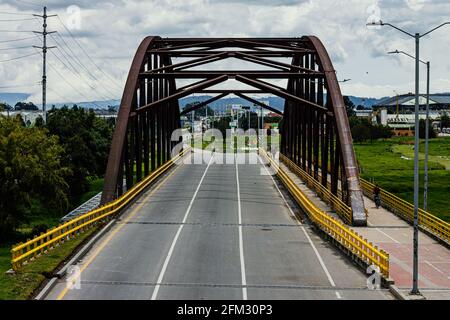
[101,36,366,226]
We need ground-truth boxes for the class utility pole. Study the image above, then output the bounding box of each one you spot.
[33,6,56,121]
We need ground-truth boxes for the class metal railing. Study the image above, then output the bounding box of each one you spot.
[262,150,389,277]
[360,179,450,245]
[279,153,353,225]
[11,149,189,270]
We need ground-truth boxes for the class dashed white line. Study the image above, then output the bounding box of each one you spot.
[151,155,214,300]
[235,156,248,300]
[425,260,445,274]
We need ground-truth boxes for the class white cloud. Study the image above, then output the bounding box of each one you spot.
[0,0,449,103]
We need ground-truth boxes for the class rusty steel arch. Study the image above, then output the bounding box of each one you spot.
[101,36,366,226]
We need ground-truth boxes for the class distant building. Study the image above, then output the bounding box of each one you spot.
[0,110,44,126]
[374,93,450,113]
[355,109,372,118]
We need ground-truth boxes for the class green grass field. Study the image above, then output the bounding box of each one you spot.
[0,227,98,300]
[0,178,105,300]
[354,137,450,222]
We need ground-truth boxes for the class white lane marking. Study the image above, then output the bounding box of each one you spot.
[235,156,248,300]
[375,228,401,244]
[335,291,342,299]
[300,226,336,287]
[258,155,339,296]
[425,260,445,274]
[151,156,214,300]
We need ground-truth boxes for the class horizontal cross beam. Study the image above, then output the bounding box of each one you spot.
[235,75,327,112]
[139,71,324,79]
[147,51,309,57]
[136,75,228,114]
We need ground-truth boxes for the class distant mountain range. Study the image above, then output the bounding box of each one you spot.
[0,92,389,111]
[0,93,31,106]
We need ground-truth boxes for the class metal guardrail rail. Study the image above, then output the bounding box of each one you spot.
[279,153,353,225]
[262,150,389,277]
[11,149,189,270]
[360,179,450,246]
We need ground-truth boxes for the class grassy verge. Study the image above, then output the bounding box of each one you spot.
[354,137,450,222]
[0,226,98,300]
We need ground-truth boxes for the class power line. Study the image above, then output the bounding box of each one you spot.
[42,54,103,108]
[46,86,78,106]
[0,45,34,51]
[55,15,123,90]
[0,36,36,43]
[49,32,120,98]
[0,30,35,33]
[43,33,119,101]
[0,17,38,22]
[46,60,103,108]
[48,48,113,102]
[0,11,35,16]
[0,52,39,63]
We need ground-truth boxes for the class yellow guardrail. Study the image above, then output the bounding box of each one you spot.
[279,153,353,225]
[261,150,389,277]
[360,179,450,245]
[11,148,190,270]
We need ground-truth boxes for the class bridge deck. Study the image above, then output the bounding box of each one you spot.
[45,153,392,300]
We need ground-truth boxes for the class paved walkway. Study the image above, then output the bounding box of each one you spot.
[279,161,450,300]
[355,196,450,300]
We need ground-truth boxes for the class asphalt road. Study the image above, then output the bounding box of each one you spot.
[45,152,393,300]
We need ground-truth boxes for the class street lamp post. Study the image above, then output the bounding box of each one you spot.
[388,50,431,212]
[367,20,450,295]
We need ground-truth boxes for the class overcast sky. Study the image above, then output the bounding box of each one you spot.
[1,0,450,104]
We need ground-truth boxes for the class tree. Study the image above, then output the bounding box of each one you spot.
[238,111,259,131]
[0,116,69,240]
[34,115,45,128]
[14,101,38,111]
[370,124,393,142]
[212,116,231,139]
[182,102,214,119]
[343,96,356,117]
[351,124,371,143]
[419,119,436,139]
[350,117,392,143]
[0,102,11,112]
[45,106,113,196]
[441,113,450,128]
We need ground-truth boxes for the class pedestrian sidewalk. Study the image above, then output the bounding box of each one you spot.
[354,196,450,300]
[279,161,450,300]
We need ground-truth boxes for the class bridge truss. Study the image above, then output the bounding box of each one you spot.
[101,37,366,225]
